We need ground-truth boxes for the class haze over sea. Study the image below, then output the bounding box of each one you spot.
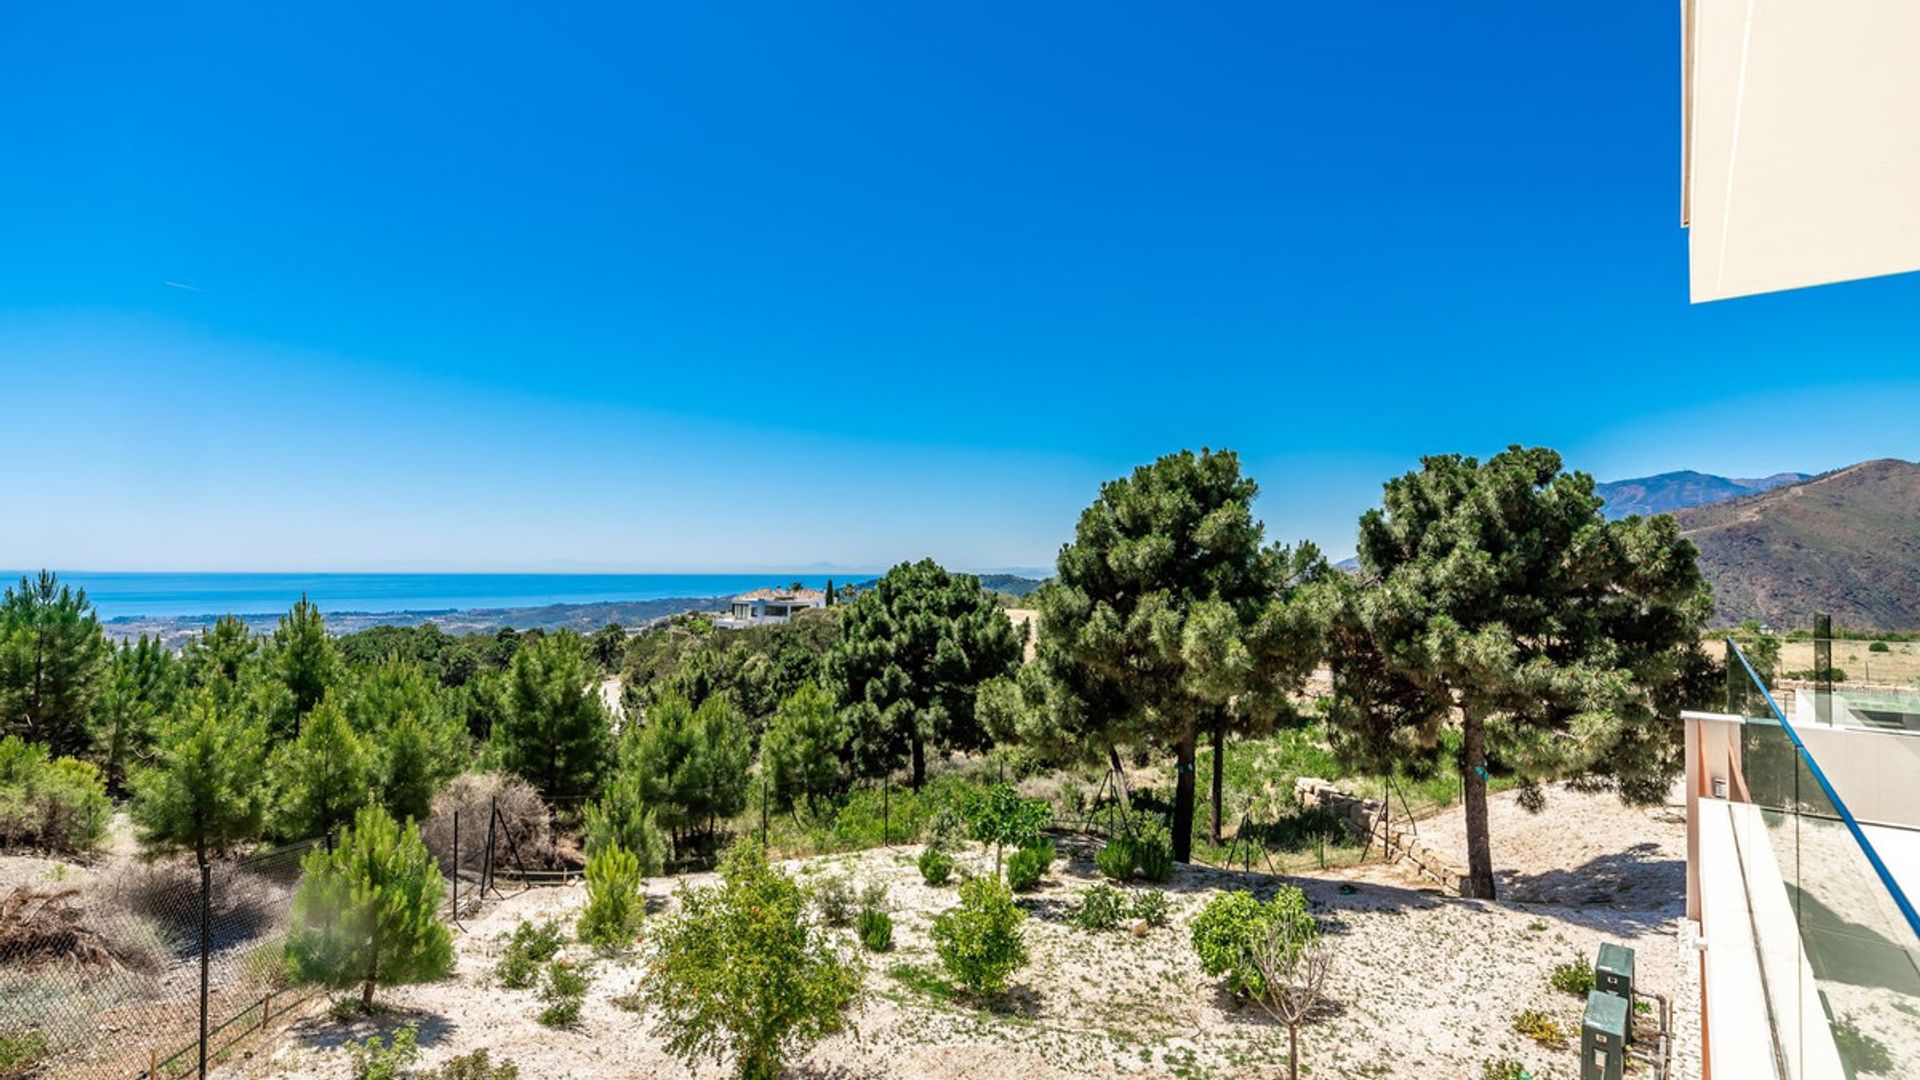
[8,572,859,620]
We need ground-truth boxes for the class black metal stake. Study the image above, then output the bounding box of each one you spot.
[882,775,890,847]
[198,859,211,1079]
[451,809,460,923]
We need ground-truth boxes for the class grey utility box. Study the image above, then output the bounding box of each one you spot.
[1581,990,1628,1080]
[1595,943,1635,1003]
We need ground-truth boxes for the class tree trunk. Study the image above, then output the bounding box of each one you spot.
[1210,722,1225,847]
[1461,710,1497,899]
[362,933,380,1011]
[910,735,926,791]
[1172,730,1197,863]
[1288,1023,1300,1080]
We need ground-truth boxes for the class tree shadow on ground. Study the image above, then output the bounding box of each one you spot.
[287,1002,457,1052]
[1493,844,1683,934]
[1206,983,1351,1028]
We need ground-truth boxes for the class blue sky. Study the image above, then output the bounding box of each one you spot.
[3,2,1917,573]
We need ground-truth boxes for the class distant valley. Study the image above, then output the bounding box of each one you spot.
[1595,470,1810,519]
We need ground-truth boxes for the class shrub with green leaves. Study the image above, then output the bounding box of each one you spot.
[1513,1008,1565,1046]
[0,735,111,853]
[1479,1058,1528,1080]
[0,1030,49,1077]
[1071,883,1129,932]
[1094,837,1137,881]
[496,918,566,989]
[287,804,454,1010]
[349,1023,420,1080]
[922,806,967,853]
[429,1050,521,1080]
[918,846,955,886]
[931,876,1028,996]
[1005,842,1051,893]
[538,959,593,1027]
[1130,889,1171,927]
[857,906,893,952]
[640,844,865,1080]
[1550,957,1594,996]
[577,844,644,949]
[1189,887,1316,997]
[1135,827,1174,883]
[963,784,1052,878]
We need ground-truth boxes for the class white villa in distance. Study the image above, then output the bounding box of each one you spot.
[715,585,828,629]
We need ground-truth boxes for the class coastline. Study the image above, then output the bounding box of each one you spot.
[101,594,734,647]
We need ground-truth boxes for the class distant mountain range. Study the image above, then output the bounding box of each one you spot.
[1670,459,1920,629]
[1595,470,1811,519]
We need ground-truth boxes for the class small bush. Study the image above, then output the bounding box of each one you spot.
[1130,889,1170,927]
[1479,1058,1528,1080]
[1189,887,1316,997]
[1094,838,1137,881]
[930,876,1028,997]
[1135,828,1174,883]
[577,844,644,950]
[496,918,566,989]
[1005,846,1048,893]
[428,1049,521,1080]
[1870,641,1892,653]
[1072,883,1129,932]
[349,1024,420,1080]
[919,847,955,886]
[1513,1008,1565,1046]
[922,806,968,852]
[857,906,893,952]
[1550,957,1594,996]
[814,873,857,927]
[538,959,592,1028]
[0,1030,50,1076]
[0,736,111,853]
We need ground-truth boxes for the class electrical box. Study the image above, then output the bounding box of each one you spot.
[1595,943,1635,1003]
[1581,990,1628,1080]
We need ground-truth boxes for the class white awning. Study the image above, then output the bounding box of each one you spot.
[1684,0,1920,302]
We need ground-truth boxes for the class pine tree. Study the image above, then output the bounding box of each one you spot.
[493,630,613,802]
[130,691,269,860]
[823,579,835,607]
[577,843,644,948]
[824,559,1020,789]
[345,661,464,822]
[268,596,339,733]
[760,681,846,812]
[90,635,182,792]
[271,697,373,841]
[287,803,454,1009]
[624,692,749,851]
[583,768,668,875]
[181,615,260,699]
[1038,449,1325,861]
[0,571,111,758]
[1328,446,1715,898]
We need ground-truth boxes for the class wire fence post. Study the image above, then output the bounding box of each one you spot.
[759,775,768,849]
[481,796,498,898]
[882,774,890,847]
[198,858,211,1080]
[451,808,460,924]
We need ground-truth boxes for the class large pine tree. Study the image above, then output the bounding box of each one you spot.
[493,630,613,803]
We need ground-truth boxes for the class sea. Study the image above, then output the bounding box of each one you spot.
[6,571,857,620]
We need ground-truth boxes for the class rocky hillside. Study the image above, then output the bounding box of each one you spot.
[1673,459,1920,629]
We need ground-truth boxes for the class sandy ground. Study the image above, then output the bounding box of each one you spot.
[206,784,1697,1080]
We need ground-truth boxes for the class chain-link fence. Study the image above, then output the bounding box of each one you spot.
[1,806,526,1080]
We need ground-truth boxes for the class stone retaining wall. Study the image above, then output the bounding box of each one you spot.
[1295,777,1469,895]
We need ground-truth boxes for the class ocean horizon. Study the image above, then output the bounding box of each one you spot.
[6,571,868,620]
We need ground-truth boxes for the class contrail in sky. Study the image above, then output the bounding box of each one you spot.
[164,281,204,292]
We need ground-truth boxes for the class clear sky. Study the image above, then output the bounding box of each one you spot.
[3,2,1917,573]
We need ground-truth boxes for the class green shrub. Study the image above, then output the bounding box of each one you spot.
[1005,845,1049,893]
[428,1049,521,1080]
[963,784,1052,877]
[349,1024,420,1080]
[0,1030,49,1076]
[814,873,857,927]
[918,847,955,885]
[582,770,667,875]
[577,844,644,949]
[930,876,1029,997]
[537,959,592,1027]
[1870,641,1892,653]
[1479,1058,1528,1080]
[1130,889,1171,927]
[922,806,968,852]
[1512,1008,1565,1046]
[857,906,894,952]
[1094,838,1137,881]
[1549,957,1594,996]
[639,844,864,1080]
[1134,827,1174,883]
[496,918,566,989]
[1071,883,1129,932]
[0,734,112,853]
[1189,887,1316,997]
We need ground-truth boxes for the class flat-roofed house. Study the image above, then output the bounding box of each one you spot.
[715,587,827,629]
